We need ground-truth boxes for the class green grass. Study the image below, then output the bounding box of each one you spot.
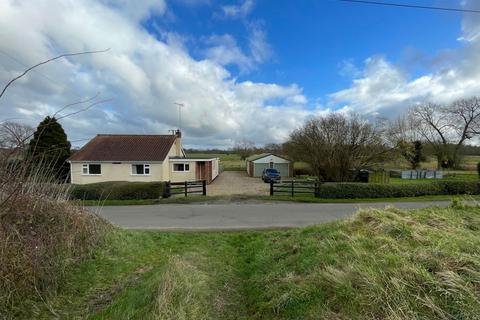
[17,204,480,319]
[263,194,480,203]
[187,152,245,171]
[389,172,478,185]
[76,196,215,206]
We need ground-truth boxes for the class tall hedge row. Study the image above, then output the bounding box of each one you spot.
[317,181,480,199]
[69,181,166,200]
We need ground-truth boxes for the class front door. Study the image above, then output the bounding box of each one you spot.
[196,162,205,180]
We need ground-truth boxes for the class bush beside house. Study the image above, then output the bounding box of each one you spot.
[70,181,167,200]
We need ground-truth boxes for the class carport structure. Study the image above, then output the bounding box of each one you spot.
[246,153,292,177]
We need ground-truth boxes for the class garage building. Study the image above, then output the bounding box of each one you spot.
[246,153,292,177]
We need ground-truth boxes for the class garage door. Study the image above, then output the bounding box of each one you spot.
[253,163,269,177]
[253,163,289,177]
[274,163,289,177]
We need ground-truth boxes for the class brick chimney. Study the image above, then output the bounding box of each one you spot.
[175,129,183,156]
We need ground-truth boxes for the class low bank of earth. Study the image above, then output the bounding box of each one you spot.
[18,204,480,319]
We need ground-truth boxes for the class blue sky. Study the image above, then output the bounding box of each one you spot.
[1,0,479,148]
[148,0,463,101]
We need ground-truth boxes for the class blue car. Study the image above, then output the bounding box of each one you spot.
[262,168,281,183]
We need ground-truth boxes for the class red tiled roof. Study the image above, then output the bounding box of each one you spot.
[68,134,177,162]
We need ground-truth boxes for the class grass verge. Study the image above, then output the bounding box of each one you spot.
[77,194,480,206]
[16,204,480,319]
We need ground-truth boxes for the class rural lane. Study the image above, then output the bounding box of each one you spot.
[90,201,459,231]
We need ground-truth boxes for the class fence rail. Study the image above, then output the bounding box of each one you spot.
[165,180,207,197]
[270,180,320,197]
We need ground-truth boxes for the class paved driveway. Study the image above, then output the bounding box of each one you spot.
[207,171,269,196]
[92,201,458,230]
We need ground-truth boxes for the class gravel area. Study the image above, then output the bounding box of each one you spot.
[207,171,269,196]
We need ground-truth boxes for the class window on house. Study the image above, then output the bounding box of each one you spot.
[82,164,101,175]
[132,164,150,175]
[173,163,190,172]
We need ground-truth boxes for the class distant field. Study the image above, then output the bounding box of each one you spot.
[186,152,480,173]
[187,152,245,171]
[385,155,480,171]
[390,173,478,184]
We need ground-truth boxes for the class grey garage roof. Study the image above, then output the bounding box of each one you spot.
[245,153,291,162]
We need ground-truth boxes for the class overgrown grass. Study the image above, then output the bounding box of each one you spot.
[18,204,480,319]
[0,158,109,318]
[264,194,480,203]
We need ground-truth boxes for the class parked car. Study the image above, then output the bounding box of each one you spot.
[262,168,281,183]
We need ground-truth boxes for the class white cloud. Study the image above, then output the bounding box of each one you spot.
[459,0,480,42]
[329,0,480,118]
[221,0,255,19]
[338,59,361,78]
[247,21,272,65]
[99,0,167,22]
[202,24,272,73]
[202,34,254,72]
[0,0,309,148]
[2,0,480,149]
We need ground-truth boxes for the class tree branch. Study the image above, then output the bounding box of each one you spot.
[0,48,110,100]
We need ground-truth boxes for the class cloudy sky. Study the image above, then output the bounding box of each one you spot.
[1,0,480,148]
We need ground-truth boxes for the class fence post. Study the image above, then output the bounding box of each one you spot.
[291,180,294,197]
[270,181,274,196]
[165,181,171,198]
[202,180,206,196]
[184,181,188,197]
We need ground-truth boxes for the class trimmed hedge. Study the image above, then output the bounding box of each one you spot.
[317,181,480,199]
[69,181,166,200]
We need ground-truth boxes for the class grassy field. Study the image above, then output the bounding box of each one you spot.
[390,172,478,184]
[187,152,245,171]
[17,204,480,319]
[185,152,480,173]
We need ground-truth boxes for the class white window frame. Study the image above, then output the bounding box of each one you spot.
[173,163,190,172]
[131,164,151,176]
[82,163,102,175]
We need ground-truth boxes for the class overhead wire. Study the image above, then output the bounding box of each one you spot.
[338,0,480,14]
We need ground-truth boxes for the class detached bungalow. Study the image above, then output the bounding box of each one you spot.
[246,153,292,177]
[68,130,219,184]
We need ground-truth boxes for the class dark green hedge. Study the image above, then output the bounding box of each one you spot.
[69,181,166,200]
[317,181,480,199]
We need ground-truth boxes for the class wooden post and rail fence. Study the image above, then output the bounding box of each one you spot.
[270,180,321,197]
[164,180,207,198]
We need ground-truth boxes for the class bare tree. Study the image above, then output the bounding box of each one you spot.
[410,97,480,168]
[284,113,389,182]
[263,143,283,154]
[0,121,33,149]
[233,138,255,160]
[384,115,425,169]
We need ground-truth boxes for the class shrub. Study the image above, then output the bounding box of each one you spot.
[0,160,109,316]
[317,180,480,199]
[293,167,312,176]
[70,181,166,200]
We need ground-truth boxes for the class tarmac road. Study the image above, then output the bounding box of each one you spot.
[91,200,457,231]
